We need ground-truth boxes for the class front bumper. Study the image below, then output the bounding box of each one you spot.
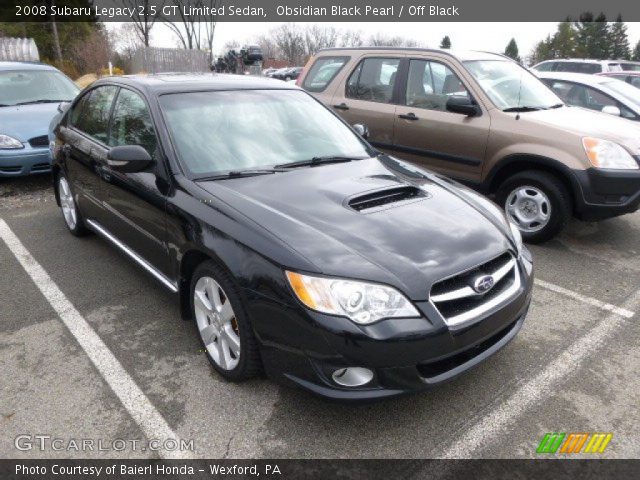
[0,145,51,177]
[572,166,640,221]
[251,252,533,401]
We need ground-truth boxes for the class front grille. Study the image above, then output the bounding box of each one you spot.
[30,162,50,172]
[28,135,49,148]
[430,252,519,329]
[0,166,22,173]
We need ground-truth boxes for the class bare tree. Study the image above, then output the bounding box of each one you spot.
[255,34,280,60]
[338,29,363,48]
[164,0,218,51]
[120,0,162,47]
[72,27,112,75]
[303,25,339,56]
[110,23,144,70]
[272,24,306,65]
[368,33,419,48]
[49,0,63,61]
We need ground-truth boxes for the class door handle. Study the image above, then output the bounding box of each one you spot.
[398,113,419,120]
[333,103,349,111]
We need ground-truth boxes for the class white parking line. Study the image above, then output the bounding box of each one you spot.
[0,219,193,460]
[440,287,640,459]
[535,278,635,318]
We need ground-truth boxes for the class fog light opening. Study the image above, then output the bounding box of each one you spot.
[331,367,374,387]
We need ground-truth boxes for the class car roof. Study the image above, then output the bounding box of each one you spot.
[0,61,58,71]
[316,47,508,62]
[92,72,298,95]
[536,71,617,86]
[600,71,640,76]
[535,59,624,65]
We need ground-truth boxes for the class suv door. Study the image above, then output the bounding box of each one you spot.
[60,85,118,222]
[393,58,490,182]
[330,56,403,147]
[101,87,172,279]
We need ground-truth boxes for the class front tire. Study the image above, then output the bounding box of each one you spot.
[496,170,572,244]
[57,174,88,236]
[190,260,261,381]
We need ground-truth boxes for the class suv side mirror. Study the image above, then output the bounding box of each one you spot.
[601,105,621,117]
[352,123,369,139]
[107,145,154,172]
[446,96,481,117]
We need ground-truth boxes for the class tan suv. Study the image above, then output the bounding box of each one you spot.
[298,48,640,242]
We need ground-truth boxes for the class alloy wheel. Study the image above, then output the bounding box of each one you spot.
[58,177,77,230]
[505,186,551,233]
[194,276,241,370]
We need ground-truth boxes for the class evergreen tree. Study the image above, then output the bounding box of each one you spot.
[530,35,555,65]
[440,36,451,49]
[552,22,577,58]
[633,40,640,61]
[575,12,610,58]
[504,38,521,63]
[609,14,630,59]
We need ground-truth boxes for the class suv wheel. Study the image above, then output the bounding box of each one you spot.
[496,170,571,244]
[191,260,261,381]
[57,174,88,236]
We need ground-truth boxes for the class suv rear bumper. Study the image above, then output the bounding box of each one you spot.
[572,167,640,221]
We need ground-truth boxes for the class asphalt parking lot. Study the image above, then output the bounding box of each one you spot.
[1,175,639,460]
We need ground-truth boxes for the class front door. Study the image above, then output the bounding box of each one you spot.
[393,58,490,183]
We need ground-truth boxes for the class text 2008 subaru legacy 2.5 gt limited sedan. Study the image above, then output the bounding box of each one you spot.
[50,74,533,400]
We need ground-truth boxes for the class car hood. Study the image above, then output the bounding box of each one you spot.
[0,103,60,142]
[198,158,513,300]
[516,106,640,154]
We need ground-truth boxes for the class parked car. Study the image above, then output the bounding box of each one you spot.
[598,71,640,90]
[50,74,532,400]
[262,67,278,77]
[537,72,640,121]
[0,61,78,177]
[273,67,303,81]
[299,48,640,243]
[241,45,263,64]
[532,59,640,74]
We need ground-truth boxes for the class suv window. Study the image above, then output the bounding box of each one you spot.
[346,57,400,103]
[303,56,348,92]
[555,62,601,74]
[547,80,634,118]
[534,62,554,72]
[72,86,118,143]
[108,88,157,156]
[405,60,471,111]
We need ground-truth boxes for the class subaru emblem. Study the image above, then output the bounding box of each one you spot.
[473,275,495,294]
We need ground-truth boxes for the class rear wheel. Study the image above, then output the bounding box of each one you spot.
[191,260,261,381]
[496,170,572,244]
[57,174,88,236]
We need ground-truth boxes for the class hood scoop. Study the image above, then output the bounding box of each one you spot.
[347,186,428,213]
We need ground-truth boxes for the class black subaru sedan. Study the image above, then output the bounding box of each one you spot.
[50,74,533,401]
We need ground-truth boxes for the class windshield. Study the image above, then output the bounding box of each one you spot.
[464,60,562,110]
[0,70,79,106]
[602,80,640,110]
[160,89,371,176]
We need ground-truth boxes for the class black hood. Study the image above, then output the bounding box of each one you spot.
[198,158,512,300]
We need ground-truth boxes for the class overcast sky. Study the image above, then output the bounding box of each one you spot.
[108,22,640,63]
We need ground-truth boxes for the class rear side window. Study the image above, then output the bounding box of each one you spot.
[630,77,640,88]
[534,62,554,72]
[346,57,400,104]
[108,88,158,156]
[302,56,349,92]
[405,60,471,111]
[72,85,118,143]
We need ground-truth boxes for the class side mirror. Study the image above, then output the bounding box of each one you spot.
[107,145,153,172]
[352,123,369,139]
[446,96,481,117]
[601,105,621,117]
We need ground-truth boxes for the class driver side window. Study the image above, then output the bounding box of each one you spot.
[405,60,470,111]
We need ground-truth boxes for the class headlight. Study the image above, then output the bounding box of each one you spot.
[509,221,523,254]
[285,271,420,325]
[582,137,638,170]
[0,134,24,149]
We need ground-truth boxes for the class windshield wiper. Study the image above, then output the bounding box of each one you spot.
[548,103,564,109]
[194,168,286,181]
[502,106,544,112]
[276,155,366,169]
[13,99,70,106]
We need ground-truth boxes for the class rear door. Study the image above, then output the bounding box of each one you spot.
[330,56,404,148]
[60,85,118,222]
[100,87,172,278]
[393,57,490,182]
